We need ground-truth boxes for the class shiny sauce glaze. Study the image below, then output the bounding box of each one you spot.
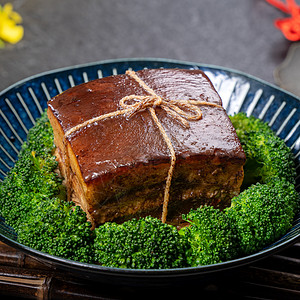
[48,69,245,184]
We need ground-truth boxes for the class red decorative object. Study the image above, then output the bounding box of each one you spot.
[266,0,300,41]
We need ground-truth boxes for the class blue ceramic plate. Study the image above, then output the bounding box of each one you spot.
[0,58,299,286]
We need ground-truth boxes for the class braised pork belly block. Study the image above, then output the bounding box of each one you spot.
[47,68,246,228]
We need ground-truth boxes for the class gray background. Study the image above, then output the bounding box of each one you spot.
[0,0,293,92]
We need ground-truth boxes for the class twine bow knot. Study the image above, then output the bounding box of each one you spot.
[65,70,222,223]
[120,70,219,129]
[119,94,205,128]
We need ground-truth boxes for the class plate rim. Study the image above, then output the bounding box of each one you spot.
[1,57,300,103]
[1,226,300,277]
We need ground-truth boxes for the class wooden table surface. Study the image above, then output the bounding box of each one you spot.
[1,1,300,299]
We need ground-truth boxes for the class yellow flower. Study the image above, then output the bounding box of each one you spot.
[0,3,24,45]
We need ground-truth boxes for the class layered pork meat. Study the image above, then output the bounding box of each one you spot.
[47,68,246,228]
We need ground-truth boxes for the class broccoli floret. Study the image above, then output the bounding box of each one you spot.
[230,112,296,187]
[229,113,298,255]
[181,178,299,265]
[180,205,239,266]
[230,112,273,142]
[94,216,188,269]
[243,131,296,185]
[0,110,63,231]
[18,198,94,263]
[0,111,94,263]
[225,179,299,256]
[22,110,56,158]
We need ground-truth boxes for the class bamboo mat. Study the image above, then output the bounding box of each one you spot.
[0,241,300,299]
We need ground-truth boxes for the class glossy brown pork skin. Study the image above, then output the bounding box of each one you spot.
[47,68,246,227]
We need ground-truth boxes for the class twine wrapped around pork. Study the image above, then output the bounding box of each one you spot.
[65,70,223,223]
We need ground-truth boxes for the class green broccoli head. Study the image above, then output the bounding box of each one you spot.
[0,110,63,232]
[229,112,273,142]
[0,110,95,263]
[229,112,296,187]
[94,216,188,269]
[23,110,55,158]
[18,198,95,263]
[226,178,299,256]
[180,205,238,267]
[242,131,296,186]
